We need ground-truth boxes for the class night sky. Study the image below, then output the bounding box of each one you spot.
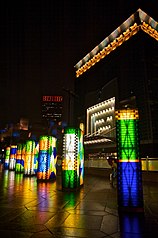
[0,0,157,125]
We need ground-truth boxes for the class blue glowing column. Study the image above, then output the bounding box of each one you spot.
[115,108,144,212]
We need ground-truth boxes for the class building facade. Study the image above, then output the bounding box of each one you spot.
[74,9,158,157]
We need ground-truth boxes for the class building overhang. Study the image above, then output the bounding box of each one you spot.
[74,8,158,78]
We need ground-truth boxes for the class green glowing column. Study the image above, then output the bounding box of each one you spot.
[62,127,84,190]
[24,140,36,176]
[115,108,144,212]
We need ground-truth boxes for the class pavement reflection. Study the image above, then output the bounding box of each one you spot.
[0,163,158,237]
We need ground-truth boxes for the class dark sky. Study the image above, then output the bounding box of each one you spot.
[0,0,157,124]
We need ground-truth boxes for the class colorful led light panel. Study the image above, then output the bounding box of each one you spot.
[79,129,84,186]
[9,146,17,170]
[49,137,57,179]
[34,142,39,174]
[116,120,139,161]
[4,147,10,169]
[117,161,143,208]
[15,143,25,173]
[37,136,57,180]
[116,109,143,210]
[62,127,84,189]
[24,140,36,176]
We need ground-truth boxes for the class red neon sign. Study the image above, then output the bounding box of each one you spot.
[43,96,63,102]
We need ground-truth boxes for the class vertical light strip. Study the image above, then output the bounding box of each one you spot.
[37,136,56,181]
[62,127,84,189]
[24,140,36,176]
[4,147,10,169]
[9,145,17,170]
[115,108,144,211]
[15,143,25,173]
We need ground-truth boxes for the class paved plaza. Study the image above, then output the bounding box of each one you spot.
[0,164,158,237]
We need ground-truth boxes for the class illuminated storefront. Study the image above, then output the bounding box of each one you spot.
[37,136,57,181]
[62,127,84,189]
[115,108,143,211]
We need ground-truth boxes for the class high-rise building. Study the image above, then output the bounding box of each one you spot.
[41,95,63,125]
[41,95,64,157]
[74,9,158,157]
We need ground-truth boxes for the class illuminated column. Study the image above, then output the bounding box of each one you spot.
[21,144,26,172]
[79,123,84,186]
[115,108,144,212]
[34,142,39,174]
[62,127,84,190]
[24,140,36,176]
[49,136,57,179]
[37,136,57,181]
[4,147,10,169]
[15,143,25,173]
[9,145,17,170]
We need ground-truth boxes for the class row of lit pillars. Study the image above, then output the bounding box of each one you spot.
[4,137,57,181]
[62,108,144,213]
[3,112,144,212]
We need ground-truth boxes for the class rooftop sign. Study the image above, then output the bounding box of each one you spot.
[43,96,63,102]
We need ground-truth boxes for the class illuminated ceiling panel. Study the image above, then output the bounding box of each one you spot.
[74,9,158,78]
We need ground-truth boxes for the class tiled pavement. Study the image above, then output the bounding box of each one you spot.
[0,164,158,237]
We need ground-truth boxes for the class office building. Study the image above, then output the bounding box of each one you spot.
[41,95,63,125]
[74,9,158,157]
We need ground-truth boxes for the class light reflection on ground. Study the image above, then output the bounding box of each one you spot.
[0,163,158,237]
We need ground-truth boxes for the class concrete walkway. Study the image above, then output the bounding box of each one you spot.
[0,164,158,237]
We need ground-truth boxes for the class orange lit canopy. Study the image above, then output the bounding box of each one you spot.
[74,9,158,78]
